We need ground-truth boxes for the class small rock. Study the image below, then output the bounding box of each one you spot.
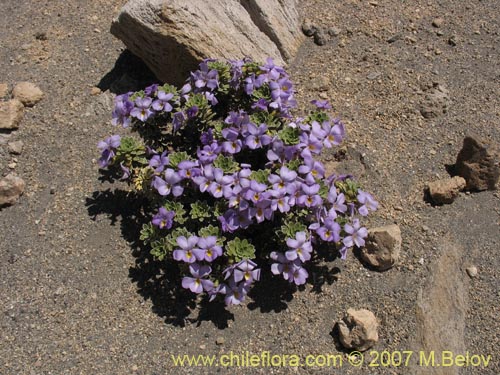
[455,135,500,191]
[466,266,478,278]
[199,344,206,350]
[311,76,330,91]
[448,35,457,46]
[12,82,44,107]
[0,173,25,207]
[367,72,382,80]
[90,87,101,96]
[0,99,24,130]
[337,308,379,351]
[328,27,341,37]
[50,186,56,194]
[301,19,317,37]
[313,28,328,46]
[387,33,403,43]
[8,162,16,169]
[8,140,24,155]
[427,176,466,204]
[131,365,138,372]
[0,83,9,98]
[360,224,402,271]
[419,83,450,119]
[432,17,444,28]
[216,337,225,345]
[34,31,48,40]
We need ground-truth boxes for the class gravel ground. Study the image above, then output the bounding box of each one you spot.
[0,0,498,374]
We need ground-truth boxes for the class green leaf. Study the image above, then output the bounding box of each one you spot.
[163,200,187,224]
[278,126,300,145]
[213,154,240,173]
[140,223,156,244]
[225,238,256,263]
[306,111,330,123]
[168,151,191,168]
[335,179,361,202]
[278,220,307,240]
[250,169,270,184]
[198,225,225,244]
[190,201,212,221]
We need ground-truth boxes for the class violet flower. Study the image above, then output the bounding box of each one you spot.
[181,263,214,294]
[343,219,368,248]
[97,135,121,168]
[130,97,153,122]
[151,207,175,229]
[285,232,313,262]
[173,235,200,263]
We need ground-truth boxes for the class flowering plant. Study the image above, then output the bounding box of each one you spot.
[97,58,378,306]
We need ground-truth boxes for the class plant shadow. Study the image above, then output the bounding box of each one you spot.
[86,188,343,326]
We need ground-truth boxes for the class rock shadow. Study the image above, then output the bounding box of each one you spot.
[97,49,159,94]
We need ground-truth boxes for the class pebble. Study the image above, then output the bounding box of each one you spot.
[466,266,478,278]
[432,18,444,28]
[12,82,44,107]
[448,36,457,46]
[301,19,317,37]
[387,33,403,43]
[199,344,206,350]
[422,225,430,232]
[328,27,341,37]
[313,28,328,46]
[216,337,225,345]
[0,173,25,206]
[8,140,24,155]
[90,87,101,96]
[0,99,24,130]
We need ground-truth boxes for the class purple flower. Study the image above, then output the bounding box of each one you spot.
[285,232,313,262]
[151,207,175,229]
[224,280,249,305]
[245,123,271,150]
[181,263,214,294]
[192,236,222,262]
[322,119,345,148]
[172,111,186,132]
[130,97,153,122]
[343,219,368,248]
[328,189,348,214]
[178,160,201,180]
[208,168,233,198]
[311,99,332,110]
[120,163,131,180]
[298,155,325,184]
[244,180,269,204]
[297,183,323,208]
[315,217,341,242]
[197,143,220,165]
[111,94,133,127]
[149,151,169,173]
[97,135,121,168]
[186,105,199,119]
[173,235,200,263]
[270,252,308,285]
[152,169,184,197]
[152,90,174,112]
[191,61,219,90]
[357,189,378,216]
[144,84,158,96]
[233,260,261,285]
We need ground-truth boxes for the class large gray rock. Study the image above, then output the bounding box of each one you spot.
[111,0,303,84]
